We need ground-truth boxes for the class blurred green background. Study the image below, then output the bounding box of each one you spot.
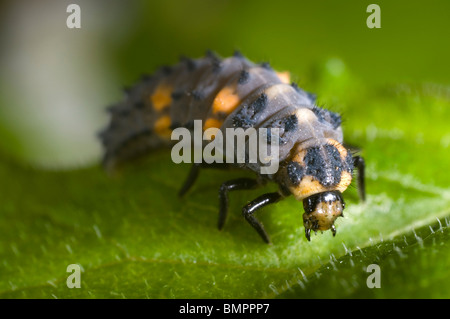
[0,0,449,299]
[0,0,448,168]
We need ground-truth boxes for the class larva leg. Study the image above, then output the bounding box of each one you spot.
[178,162,233,197]
[178,164,200,197]
[218,178,262,231]
[242,192,283,244]
[353,156,366,202]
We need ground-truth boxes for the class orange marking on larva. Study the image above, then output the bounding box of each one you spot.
[335,171,352,193]
[291,149,307,166]
[289,178,327,201]
[203,118,223,131]
[289,171,353,201]
[154,115,172,138]
[276,71,290,84]
[151,84,172,111]
[212,86,241,115]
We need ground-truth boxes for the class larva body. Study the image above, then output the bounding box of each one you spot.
[100,51,365,243]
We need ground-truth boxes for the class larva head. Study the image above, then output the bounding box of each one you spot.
[302,191,344,241]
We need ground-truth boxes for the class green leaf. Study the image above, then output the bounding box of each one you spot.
[277,219,450,299]
[1,61,449,299]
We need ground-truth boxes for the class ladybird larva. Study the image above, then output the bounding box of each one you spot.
[99,51,366,243]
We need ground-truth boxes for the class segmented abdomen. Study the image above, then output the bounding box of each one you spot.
[99,51,342,171]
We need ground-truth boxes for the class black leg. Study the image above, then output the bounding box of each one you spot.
[178,164,200,197]
[218,178,261,231]
[178,162,233,197]
[242,192,283,244]
[353,156,366,202]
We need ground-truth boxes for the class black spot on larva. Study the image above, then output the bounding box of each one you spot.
[191,90,204,100]
[260,62,271,69]
[311,107,322,119]
[211,60,222,72]
[187,60,196,71]
[284,114,298,132]
[312,106,341,129]
[260,62,271,70]
[264,114,298,145]
[233,50,243,58]
[330,112,341,128]
[344,151,354,173]
[140,74,152,81]
[232,93,268,128]
[252,93,268,114]
[205,50,221,72]
[180,56,196,71]
[205,49,216,58]
[238,70,250,85]
[291,82,300,92]
[303,144,343,187]
[286,161,304,186]
[171,91,184,100]
[160,65,172,75]
[232,115,253,129]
